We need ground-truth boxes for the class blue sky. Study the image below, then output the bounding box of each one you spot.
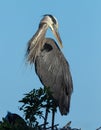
[0,1,101,130]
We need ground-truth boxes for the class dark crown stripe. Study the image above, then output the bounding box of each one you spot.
[43,14,57,24]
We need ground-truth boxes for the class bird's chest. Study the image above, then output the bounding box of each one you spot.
[35,48,59,86]
[36,49,54,72]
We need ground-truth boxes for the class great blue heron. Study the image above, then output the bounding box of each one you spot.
[26,14,73,126]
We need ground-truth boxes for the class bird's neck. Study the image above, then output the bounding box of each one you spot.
[38,23,48,39]
[31,23,48,46]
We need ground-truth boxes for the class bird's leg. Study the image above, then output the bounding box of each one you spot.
[44,107,48,129]
[51,109,55,130]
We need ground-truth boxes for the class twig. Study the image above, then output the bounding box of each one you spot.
[96,126,101,130]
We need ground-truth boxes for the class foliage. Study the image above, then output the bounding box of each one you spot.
[19,87,57,129]
[0,117,32,130]
[0,87,82,130]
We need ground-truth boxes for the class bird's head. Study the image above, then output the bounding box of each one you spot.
[40,14,63,48]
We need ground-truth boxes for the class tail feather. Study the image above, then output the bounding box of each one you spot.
[59,93,71,115]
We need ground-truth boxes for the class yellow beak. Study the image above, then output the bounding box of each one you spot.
[51,25,63,48]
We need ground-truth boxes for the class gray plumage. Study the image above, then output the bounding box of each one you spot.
[26,14,73,115]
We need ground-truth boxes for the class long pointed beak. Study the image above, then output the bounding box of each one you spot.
[52,26,63,48]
